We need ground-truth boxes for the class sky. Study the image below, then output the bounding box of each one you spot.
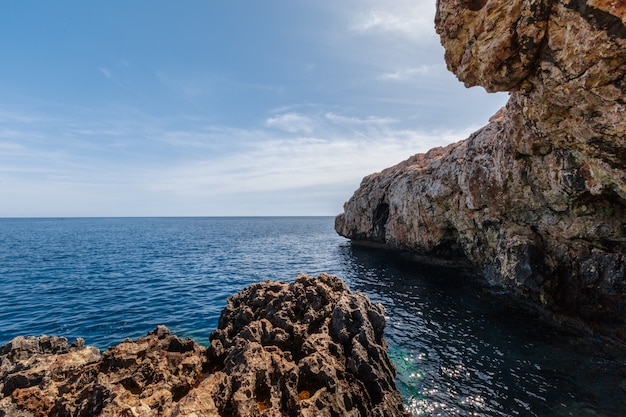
[0,0,508,217]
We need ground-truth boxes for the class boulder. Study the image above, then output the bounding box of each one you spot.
[173,273,409,417]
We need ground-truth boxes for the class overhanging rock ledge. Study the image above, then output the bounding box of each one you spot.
[336,0,626,331]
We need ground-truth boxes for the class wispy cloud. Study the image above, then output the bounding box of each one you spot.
[377,64,444,81]
[0,0,509,216]
[348,0,437,43]
[148,114,476,199]
[324,112,395,125]
[0,100,488,216]
[265,113,315,134]
[98,67,113,80]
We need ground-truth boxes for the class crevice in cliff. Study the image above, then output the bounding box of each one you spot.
[464,0,488,12]
[372,202,389,243]
[431,226,467,260]
[530,0,558,77]
[564,0,626,39]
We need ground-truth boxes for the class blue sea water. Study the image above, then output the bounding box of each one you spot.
[0,217,624,416]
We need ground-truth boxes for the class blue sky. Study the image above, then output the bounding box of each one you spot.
[0,1,507,217]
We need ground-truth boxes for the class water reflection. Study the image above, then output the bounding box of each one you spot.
[336,243,626,417]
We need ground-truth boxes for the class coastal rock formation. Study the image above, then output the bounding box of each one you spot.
[336,0,626,328]
[0,274,409,416]
[177,273,408,417]
[0,326,206,416]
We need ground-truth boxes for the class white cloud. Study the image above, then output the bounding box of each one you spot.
[377,64,444,81]
[0,100,490,216]
[348,0,437,44]
[147,121,476,199]
[265,113,314,134]
[0,0,510,217]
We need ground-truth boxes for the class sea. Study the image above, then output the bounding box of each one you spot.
[0,217,624,416]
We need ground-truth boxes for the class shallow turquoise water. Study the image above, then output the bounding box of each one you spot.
[0,217,624,416]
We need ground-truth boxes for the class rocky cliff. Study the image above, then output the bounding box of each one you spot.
[336,0,626,328]
[0,274,409,417]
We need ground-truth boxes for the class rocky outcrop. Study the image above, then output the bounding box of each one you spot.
[0,274,409,416]
[0,326,206,416]
[336,0,626,328]
[182,273,408,417]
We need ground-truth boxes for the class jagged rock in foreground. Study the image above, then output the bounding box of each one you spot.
[0,326,206,416]
[336,0,626,330]
[0,274,409,416]
[173,273,408,417]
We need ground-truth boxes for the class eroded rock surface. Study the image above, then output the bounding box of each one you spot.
[0,326,206,416]
[0,274,408,416]
[336,0,626,331]
[174,273,408,417]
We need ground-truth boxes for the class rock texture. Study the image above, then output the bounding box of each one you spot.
[184,273,408,417]
[0,326,206,416]
[0,274,409,416]
[336,0,626,329]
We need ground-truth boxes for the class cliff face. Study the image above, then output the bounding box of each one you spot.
[336,0,626,324]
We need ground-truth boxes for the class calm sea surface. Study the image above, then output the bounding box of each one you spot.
[0,217,624,416]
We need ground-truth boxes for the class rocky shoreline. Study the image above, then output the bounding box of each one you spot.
[0,274,410,417]
[336,0,625,334]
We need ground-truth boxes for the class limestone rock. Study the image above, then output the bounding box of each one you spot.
[336,0,626,331]
[174,273,409,417]
[0,326,206,416]
[0,335,100,417]
[0,275,409,416]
